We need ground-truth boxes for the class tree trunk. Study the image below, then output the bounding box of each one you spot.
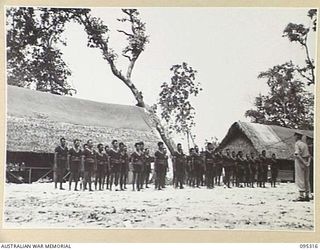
[144,105,175,154]
[186,131,190,151]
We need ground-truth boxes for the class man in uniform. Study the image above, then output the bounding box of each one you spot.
[95,143,107,191]
[193,145,203,188]
[154,142,167,190]
[53,137,68,190]
[143,148,154,188]
[230,151,237,186]
[294,132,311,202]
[109,140,121,191]
[68,139,82,191]
[248,152,257,188]
[131,142,144,191]
[270,153,279,188]
[139,141,146,190]
[214,150,223,186]
[104,145,111,190]
[260,150,268,188]
[172,143,186,189]
[186,148,195,187]
[204,143,215,189]
[223,148,233,188]
[119,142,129,191]
[236,151,245,188]
[82,139,96,191]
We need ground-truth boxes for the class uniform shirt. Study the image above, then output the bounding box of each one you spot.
[249,157,256,170]
[173,151,185,164]
[96,151,108,165]
[55,145,68,161]
[83,148,95,163]
[270,158,279,171]
[155,150,168,167]
[204,150,214,165]
[69,148,82,162]
[131,151,144,166]
[192,152,203,168]
[295,140,310,158]
[109,148,121,165]
[236,156,245,168]
[144,155,154,171]
[224,153,234,167]
[119,151,128,163]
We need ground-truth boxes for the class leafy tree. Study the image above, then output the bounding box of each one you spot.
[71,8,178,152]
[282,9,317,85]
[157,62,202,149]
[245,62,314,130]
[6,7,76,95]
[72,8,148,107]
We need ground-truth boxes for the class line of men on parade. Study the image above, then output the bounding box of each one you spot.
[54,138,279,191]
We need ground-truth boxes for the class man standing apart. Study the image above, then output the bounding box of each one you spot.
[294,132,311,202]
[53,137,68,190]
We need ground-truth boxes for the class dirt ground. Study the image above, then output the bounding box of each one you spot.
[3,182,314,230]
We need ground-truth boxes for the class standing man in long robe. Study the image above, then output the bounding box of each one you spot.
[294,132,311,202]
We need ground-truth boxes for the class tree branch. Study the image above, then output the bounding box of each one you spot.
[117,29,134,37]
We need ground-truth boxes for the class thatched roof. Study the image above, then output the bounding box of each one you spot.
[7,86,162,154]
[218,121,313,160]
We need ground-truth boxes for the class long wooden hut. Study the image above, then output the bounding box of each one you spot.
[217,121,313,181]
[6,85,163,183]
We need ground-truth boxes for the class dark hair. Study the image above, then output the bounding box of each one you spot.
[73,139,80,144]
[158,141,164,147]
[60,137,66,142]
[97,143,103,148]
[119,142,124,147]
[139,141,144,146]
[207,142,212,147]
[177,143,182,147]
[112,139,118,145]
[87,139,92,144]
[135,142,140,147]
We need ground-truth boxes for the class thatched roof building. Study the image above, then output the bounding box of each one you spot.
[218,121,313,160]
[6,85,162,166]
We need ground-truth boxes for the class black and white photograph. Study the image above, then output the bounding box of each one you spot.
[4,6,316,231]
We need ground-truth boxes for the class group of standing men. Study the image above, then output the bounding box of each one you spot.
[53,138,169,191]
[53,133,313,202]
[172,142,279,190]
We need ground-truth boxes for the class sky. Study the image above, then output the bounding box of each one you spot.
[59,7,316,150]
